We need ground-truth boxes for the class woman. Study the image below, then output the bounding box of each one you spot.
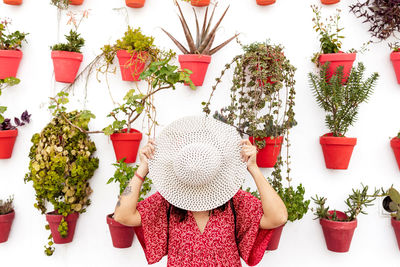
[114,116,287,266]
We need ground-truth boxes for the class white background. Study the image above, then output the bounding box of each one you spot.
[0,0,399,266]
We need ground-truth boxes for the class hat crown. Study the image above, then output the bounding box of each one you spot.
[173,142,221,187]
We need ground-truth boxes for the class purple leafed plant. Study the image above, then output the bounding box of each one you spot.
[0,110,31,131]
[349,0,400,41]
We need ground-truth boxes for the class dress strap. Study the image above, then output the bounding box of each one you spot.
[229,199,239,246]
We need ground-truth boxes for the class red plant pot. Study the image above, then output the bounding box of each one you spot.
[0,129,18,159]
[319,53,356,83]
[0,50,22,79]
[266,224,285,251]
[390,52,400,84]
[110,129,143,163]
[134,226,146,250]
[256,0,276,5]
[321,0,340,4]
[320,211,357,253]
[178,54,211,86]
[46,212,79,244]
[125,0,145,8]
[191,0,210,6]
[3,0,22,5]
[391,217,400,250]
[320,134,357,170]
[107,214,135,248]
[69,0,84,5]
[0,211,15,243]
[249,136,283,168]
[116,50,148,81]
[391,137,400,170]
[51,51,83,83]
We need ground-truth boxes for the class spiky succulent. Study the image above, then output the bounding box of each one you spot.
[162,1,238,55]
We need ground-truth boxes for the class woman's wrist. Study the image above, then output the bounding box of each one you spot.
[247,164,259,173]
[136,164,149,178]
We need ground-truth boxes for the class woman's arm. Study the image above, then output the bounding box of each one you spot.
[113,140,155,227]
[240,140,288,229]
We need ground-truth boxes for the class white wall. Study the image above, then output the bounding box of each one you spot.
[0,0,399,266]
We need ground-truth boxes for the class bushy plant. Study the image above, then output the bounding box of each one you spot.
[312,184,379,222]
[0,196,14,215]
[162,1,238,55]
[51,30,84,53]
[25,94,99,256]
[0,19,28,50]
[309,63,378,137]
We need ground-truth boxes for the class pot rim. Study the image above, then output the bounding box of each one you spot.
[319,52,357,62]
[110,128,143,141]
[179,54,212,63]
[51,50,83,60]
[320,134,357,145]
[0,129,18,138]
[0,210,15,222]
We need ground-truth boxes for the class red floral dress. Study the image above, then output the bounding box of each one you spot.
[136,189,274,267]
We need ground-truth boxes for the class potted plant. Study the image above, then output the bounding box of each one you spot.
[106,159,152,248]
[125,0,146,8]
[204,41,297,168]
[0,19,28,79]
[390,43,400,84]
[51,11,87,83]
[391,131,400,170]
[256,0,276,6]
[51,0,83,9]
[0,196,14,243]
[103,51,193,163]
[162,1,238,86]
[321,0,339,4]
[382,187,400,250]
[309,63,378,169]
[312,184,379,252]
[3,0,22,5]
[24,92,99,256]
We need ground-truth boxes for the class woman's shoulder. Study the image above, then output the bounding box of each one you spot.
[138,191,168,208]
[233,189,261,207]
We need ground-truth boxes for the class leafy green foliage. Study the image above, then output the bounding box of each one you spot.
[0,196,14,215]
[309,63,378,137]
[50,0,70,9]
[204,42,296,149]
[107,159,152,202]
[387,187,400,221]
[312,184,379,222]
[0,77,20,123]
[25,98,99,256]
[0,19,28,50]
[51,30,85,53]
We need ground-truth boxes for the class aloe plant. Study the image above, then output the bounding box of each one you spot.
[162,1,238,55]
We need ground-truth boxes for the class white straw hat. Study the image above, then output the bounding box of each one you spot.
[148,116,247,211]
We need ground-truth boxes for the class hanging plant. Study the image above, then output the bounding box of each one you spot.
[203,41,296,168]
[312,184,380,252]
[0,196,14,243]
[349,0,400,41]
[162,0,238,86]
[309,63,378,169]
[24,94,99,256]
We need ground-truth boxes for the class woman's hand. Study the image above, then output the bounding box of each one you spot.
[137,139,156,176]
[240,139,258,169]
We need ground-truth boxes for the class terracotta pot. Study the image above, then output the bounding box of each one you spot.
[110,129,143,163]
[390,52,400,84]
[0,50,22,79]
[391,137,400,170]
[266,224,284,250]
[51,51,83,83]
[134,226,146,250]
[321,0,340,4]
[3,0,22,5]
[0,129,18,159]
[0,211,15,243]
[125,0,145,8]
[116,50,148,81]
[320,133,357,170]
[107,214,135,248]
[178,54,211,86]
[319,52,356,83]
[249,136,283,168]
[392,217,400,250]
[320,211,357,253]
[256,0,276,5]
[69,0,84,5]
[46,212,79,244]
[191,0,210,7]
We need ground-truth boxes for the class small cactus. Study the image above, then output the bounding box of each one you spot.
[388,187,400,221]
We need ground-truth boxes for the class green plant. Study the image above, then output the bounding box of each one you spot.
[390,42,400,53]
[51,30,85,53]
[203,41,296,150]
[0,77,20,124]
[386,187,400,221]
[50,0,70,9]
[25,93,99,256]
[309,63,378,137]
[0,19,28,50]
[0,196,13,215]
[312,184,379,222]
[108,159,152,202]
[162,1,238,55]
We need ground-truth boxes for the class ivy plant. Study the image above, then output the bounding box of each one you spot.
[25,93,99,256]
[309,63,378,137]
[0,19,28,50]
[0,196,14,215]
